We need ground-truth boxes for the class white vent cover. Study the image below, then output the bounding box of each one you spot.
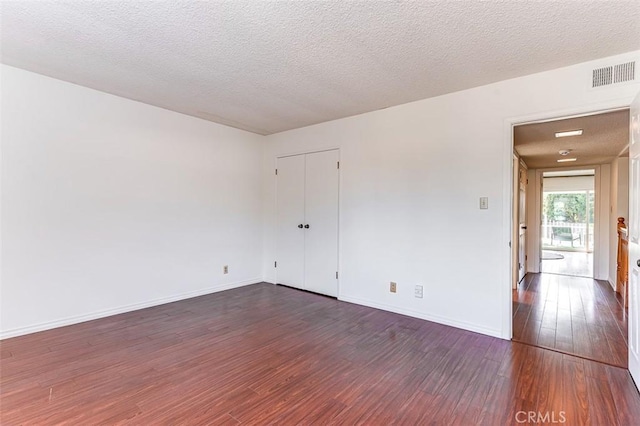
[592,61,636,88]
[614,61,635,83]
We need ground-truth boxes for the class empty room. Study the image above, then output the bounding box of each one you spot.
[2,1,640,425]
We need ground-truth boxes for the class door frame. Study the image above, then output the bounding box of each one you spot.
[532,165,599,278]
[274,147,341,295]
[501,99,634,340]
[512,155,528,288]
[512,154,519,289]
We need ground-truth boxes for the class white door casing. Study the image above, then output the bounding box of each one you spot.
[628,91,640,386]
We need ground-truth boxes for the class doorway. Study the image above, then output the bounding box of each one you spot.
[540,169,595,278]
[510,109,630,367]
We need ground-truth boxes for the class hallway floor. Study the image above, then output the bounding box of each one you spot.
[540,250,593,278]
[513,273,627,367]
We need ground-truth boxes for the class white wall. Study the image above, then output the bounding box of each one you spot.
[618,157,630,220]
[262,51,640,339]
[609,156,630,287]
[0,65,264,338]
[598,164,611,281]
[3,51,639,341]
[610,158,619,286]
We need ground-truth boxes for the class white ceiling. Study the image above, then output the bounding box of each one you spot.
[2,1,639,135]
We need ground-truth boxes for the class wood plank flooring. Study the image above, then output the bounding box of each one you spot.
[2,282,639,425]
[513,273,628,367]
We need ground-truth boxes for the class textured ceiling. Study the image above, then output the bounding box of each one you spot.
[514,110,630,169]
[2,1,640,135]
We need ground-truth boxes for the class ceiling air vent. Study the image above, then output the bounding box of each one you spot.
[592,61,636,88]
[592,66,613,87]
[614,61,635,83]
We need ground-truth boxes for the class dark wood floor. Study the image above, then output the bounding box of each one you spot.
[513,273,628,367]
[2,283,639,425]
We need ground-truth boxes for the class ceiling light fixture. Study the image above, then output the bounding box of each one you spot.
[557,158,577,163]
[555,130,583,138]
[558,150,571,156]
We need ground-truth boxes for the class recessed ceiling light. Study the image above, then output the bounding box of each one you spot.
[555,130,583,138]
[557,158,577,163]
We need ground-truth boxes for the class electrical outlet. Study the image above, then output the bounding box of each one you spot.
[390,282,397,293]
[415,285,423,298]
[223,265,229,274]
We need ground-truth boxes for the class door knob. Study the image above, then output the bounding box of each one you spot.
[637,259,640,267]
[304,224,310,229]
[298,224,303,229]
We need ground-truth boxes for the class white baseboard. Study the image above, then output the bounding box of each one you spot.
[338,294,503,339]
[0,278,262,340]
[608,278,616,291]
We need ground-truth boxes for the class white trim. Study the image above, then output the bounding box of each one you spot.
[339,294,502,339]
[501,116,513,339]
[0,278,261,339]
[502,96,636,340]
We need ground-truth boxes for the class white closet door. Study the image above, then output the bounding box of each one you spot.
[276,155,306,289]
[304,150,339,297]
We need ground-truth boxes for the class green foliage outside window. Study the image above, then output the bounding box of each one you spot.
[543,192,594,224]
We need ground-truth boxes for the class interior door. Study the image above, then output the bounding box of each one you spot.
[629,91,640,386]
[518,171,527,282]
[304,150,339,297]
[518,195,526,282]
[276,155,306,289]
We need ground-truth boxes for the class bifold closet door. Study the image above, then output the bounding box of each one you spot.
[275,154,305,288]
[276,150,339,297]
[304,150,339,297]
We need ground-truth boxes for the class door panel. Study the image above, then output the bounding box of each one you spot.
[518,186,526,282]
[629,91,640,386]
[304,150,339,297]
[276,155,306,289]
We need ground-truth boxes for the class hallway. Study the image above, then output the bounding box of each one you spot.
[513,273,627,367]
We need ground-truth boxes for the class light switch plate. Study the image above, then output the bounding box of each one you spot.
[480,197,489,209]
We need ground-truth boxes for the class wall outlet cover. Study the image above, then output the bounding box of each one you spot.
[414,284,423,298]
